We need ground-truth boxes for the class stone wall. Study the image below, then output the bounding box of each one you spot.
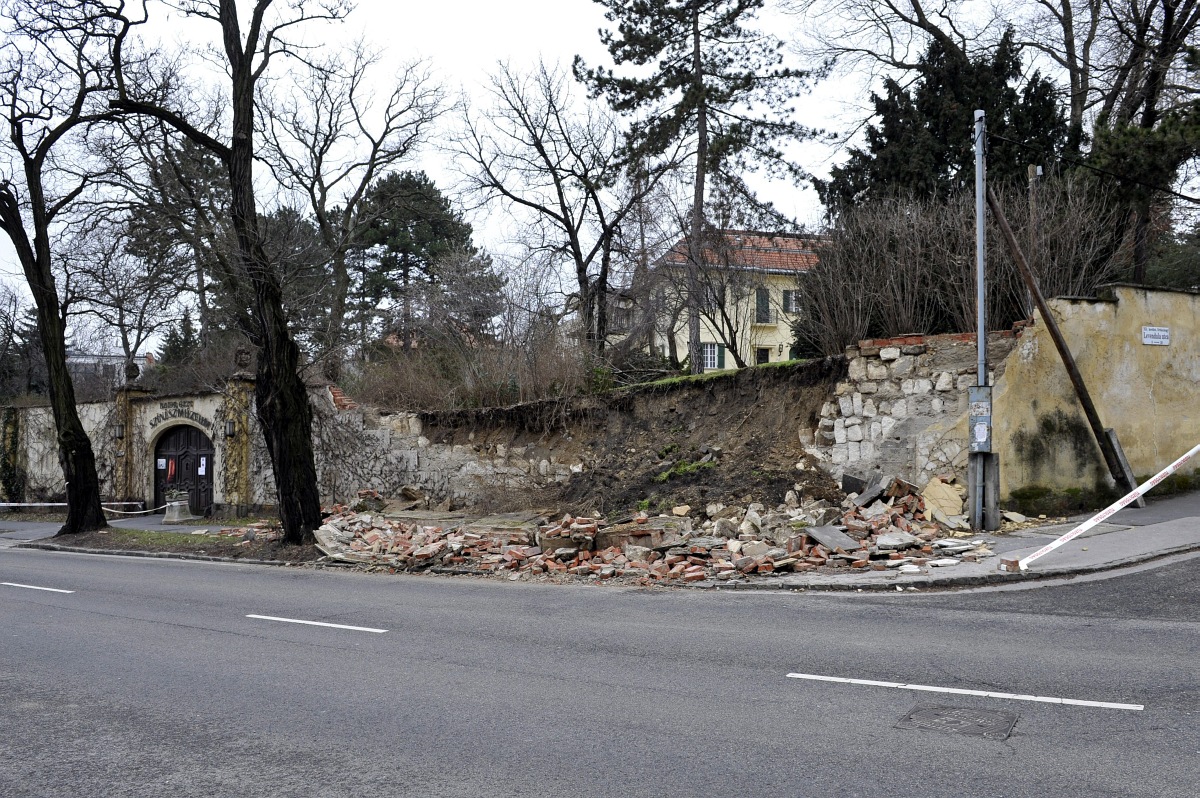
[805,330,1022,487]
[311,400,584,507]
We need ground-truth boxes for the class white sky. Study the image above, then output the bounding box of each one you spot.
[0,0,847,311]
[340,0,839,232]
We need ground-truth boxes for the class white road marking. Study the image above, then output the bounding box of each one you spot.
[2,582,74,594]
[245,614,387,633]
[786,672,1143,711]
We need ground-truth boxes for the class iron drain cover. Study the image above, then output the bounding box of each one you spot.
[896,704,1018,740]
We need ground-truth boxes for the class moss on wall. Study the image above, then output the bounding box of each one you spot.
[1011,409,1100,482]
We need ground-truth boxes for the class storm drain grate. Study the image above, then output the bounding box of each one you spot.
[896,704,1018,740]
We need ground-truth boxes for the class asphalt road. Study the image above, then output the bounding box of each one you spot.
[1,547,1196,797]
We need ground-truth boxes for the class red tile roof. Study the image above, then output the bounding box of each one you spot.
[659,230,820,274]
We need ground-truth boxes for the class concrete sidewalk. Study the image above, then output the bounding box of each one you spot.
[0,513,221,544]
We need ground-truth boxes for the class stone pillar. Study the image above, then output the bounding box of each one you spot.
[114,385,154,503]
[222,374,256,515]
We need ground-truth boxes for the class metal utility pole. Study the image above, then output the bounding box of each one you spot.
[969,111,1000,531]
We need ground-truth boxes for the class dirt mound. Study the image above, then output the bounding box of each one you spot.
[550,359,846,517]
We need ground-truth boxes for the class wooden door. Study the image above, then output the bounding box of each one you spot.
[153,426,215,515]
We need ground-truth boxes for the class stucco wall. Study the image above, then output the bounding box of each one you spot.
[994,285,1200,494]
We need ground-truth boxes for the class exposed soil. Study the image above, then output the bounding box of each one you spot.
[423,359,849,519]
[48,527,321,563]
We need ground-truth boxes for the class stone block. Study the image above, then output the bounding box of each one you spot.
[846,424,864,442]
[805,525,862,553]
[891,355,915,377]
[879,346,901,361]
[867,362,889,381]
[891,399,908,417]
[847,358,867,381]
[870,421,882,440]
[863,399,877,418]
[852,393,863,416]
[932,397,944,414]
[880,416,898,438]
[838,396,854,417]
[858,382,878,395]
[834,419,847,444]
[847,441,861,460]
[935,371,954,392]
[900,344,927,355]
[831,444,848,465]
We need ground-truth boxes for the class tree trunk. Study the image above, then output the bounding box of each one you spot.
[0,177,107,535]
[686,8,707,374]
[223,3,322,545]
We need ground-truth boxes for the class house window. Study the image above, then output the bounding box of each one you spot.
[755,287,772,324]
[701,342,725,370]
[755,347,770,365]
[782,289,801,314]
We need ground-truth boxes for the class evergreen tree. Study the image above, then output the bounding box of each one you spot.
[357,171,477,348]
[576,0,817,372]
[817,30,1067,208]
[156,315,200,367]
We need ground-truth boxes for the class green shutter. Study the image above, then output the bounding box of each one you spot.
[717,344,726,369]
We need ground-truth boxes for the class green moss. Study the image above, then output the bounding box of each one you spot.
[1137,467,1200,497]
[1006,481,1121,516]
[653,459,717,483]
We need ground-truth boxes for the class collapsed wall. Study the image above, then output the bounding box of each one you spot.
[803,330,1022,488]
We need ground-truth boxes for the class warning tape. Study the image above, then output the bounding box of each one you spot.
[103,504,169,515]
[1001,441,1200,572]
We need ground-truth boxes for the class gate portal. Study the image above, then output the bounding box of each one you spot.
[153,425,215,515]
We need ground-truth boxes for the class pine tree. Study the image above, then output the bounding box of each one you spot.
[817,30,1067,208]
[576,0,817,372]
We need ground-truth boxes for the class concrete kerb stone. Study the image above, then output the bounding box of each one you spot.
[14,541,299,568]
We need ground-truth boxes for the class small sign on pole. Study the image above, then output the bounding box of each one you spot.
[1141,326,1170,346]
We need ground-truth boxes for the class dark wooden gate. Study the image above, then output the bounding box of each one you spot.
[153,425,215,515]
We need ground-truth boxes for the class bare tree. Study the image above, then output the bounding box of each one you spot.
[0,1,136,533]
[792,0,1200,280]
[260,44,444,373]
[112,0,353,544]
[58,216,187,375]
[452,61,681,357]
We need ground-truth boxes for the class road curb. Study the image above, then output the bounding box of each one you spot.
[13,541,300,567]
[13,538,1200,590]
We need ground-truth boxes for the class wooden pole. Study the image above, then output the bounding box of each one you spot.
[986,186,1139,497]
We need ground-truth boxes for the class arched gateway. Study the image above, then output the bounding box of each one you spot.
[153,425,215,516]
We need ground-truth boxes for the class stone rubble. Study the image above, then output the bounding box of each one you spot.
[308,476,997,583]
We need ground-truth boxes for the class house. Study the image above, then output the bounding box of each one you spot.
[648,230,819,370]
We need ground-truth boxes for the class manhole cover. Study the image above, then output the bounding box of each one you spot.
[896,704,1018,740]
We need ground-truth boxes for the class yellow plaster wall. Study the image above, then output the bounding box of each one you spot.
[657,271,801,369]
[993,286,1200,495]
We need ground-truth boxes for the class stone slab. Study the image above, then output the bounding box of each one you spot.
[804,525,863,553]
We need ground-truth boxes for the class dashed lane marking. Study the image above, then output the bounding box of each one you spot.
[2,582,74,594]
[245,614,387,633]
[786,672,1143,711]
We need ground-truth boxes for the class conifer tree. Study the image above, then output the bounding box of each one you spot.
[576,0,817,372]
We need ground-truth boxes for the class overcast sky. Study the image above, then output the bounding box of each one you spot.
[0,0,845,299]
[343,0,840,231]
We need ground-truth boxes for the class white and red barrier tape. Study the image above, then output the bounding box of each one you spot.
[1001,441,1200,572]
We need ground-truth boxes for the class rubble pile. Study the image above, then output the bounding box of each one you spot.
[310,473,996,582]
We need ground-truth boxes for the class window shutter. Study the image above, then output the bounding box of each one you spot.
[783,290,795,313]
[717,344,726,369]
